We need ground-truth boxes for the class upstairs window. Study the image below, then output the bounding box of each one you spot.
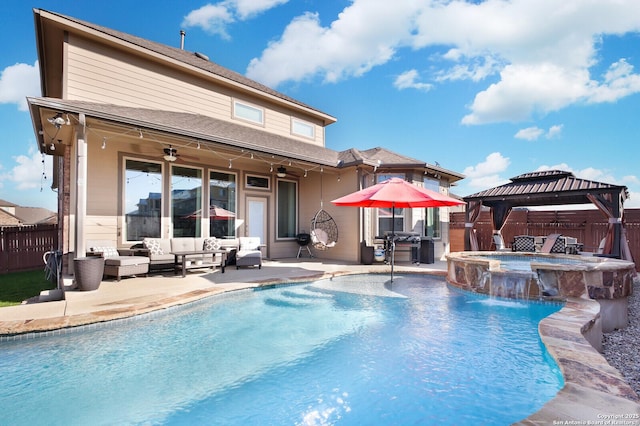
[291,118,315,139]
[233,100,264,125]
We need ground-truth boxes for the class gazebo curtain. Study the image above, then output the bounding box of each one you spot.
[464,201,483,251]
[587,193,634,262]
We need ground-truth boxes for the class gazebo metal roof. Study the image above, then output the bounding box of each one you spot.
[464,170,628,208]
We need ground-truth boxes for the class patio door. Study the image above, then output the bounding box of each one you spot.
[246,196,268,253]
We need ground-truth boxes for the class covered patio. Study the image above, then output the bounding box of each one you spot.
[463,170,634,262]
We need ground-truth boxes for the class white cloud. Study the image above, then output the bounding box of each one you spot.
[515,126,544,141]
[461,63,590,124]
[234,0,289,19]
[462,152,511,189]
[245,0,640,123]
[515,124,563,141]
[546,124,563,139]
[182,4,235,39]
[182,0,289,39]
[534,163,640,208]
[0,147,53,191]
[246,1,417,86]
[587,59,640,103]
[393,69,432,92]
[0,61,40,111]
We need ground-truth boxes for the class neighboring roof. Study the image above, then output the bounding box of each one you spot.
[33,9,336,125]
[0,199,18,208]
[0,210,21,226]
[14,207,57,225]
[464,170,628,207]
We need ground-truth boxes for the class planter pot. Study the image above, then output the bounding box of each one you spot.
[74,257,105,291]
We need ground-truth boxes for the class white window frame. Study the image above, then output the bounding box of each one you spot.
[276,178,298,240]
[122,157,164,243]
[233,99,264,125]
[291,118,315,139]
[245,173,271,191]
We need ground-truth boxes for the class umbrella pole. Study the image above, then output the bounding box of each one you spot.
[391,204,395,283]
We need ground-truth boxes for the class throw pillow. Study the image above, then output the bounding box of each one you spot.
[90,246,119,258]
[144,238,164,255]
[203,237,221,251]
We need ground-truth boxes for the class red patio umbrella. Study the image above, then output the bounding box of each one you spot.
[183,206,236,219]
[332,177,464,281]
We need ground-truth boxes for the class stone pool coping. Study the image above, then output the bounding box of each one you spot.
[0,262,638,422]
[519,296,640,424]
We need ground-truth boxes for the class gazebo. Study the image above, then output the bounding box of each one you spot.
[463,170,633,261]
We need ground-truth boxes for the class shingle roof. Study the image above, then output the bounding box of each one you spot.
[464,170,628,207]
[39,9,335,123]
[29,97,342,166]
[14,207,57,225]
[0,199,18,208]
[0,210,21,226]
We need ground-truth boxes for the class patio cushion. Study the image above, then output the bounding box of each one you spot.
[104,256,150,267]
[512,236,535,252]
[171,237,197,252]
[203,237,221,251]
[90,246,120,258]
[239,237,261,251]
[143,238,164,255]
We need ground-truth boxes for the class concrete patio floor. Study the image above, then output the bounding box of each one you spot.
[0,257,639,424]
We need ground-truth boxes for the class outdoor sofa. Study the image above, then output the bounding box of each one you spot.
[141,237,240,271]
[88,245,150,282]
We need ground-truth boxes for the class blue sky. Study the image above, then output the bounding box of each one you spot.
[2,0,640,212]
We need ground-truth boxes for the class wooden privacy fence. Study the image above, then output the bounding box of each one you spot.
[450,208,640,270]
[0,224,59,274]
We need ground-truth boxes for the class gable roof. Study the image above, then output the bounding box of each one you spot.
[14,207,57,225]
[33,9,336,125]
[338,147,464,182]
[0,199,18,208]
[464,170,628,207]
[0,209,21,226]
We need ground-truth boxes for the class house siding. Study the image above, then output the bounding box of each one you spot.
[65,35,326,147]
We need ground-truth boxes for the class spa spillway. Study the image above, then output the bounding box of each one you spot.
[446,251,636,332]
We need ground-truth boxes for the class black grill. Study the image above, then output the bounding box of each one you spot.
[296,233,311,246]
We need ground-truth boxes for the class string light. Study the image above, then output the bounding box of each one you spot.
[40,153,47,192]
[304,170,308,178]
[101,137,107,150]
[228,160,232,169]
[270,164,273,173]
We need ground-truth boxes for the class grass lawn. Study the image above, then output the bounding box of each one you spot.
[0,270,56,307]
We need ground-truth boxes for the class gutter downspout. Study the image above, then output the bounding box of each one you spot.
[75,113,87,258]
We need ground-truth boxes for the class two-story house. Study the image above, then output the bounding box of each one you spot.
[27,9,464,272]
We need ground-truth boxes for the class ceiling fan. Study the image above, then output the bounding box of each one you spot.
[275,165,301,178]
[163,146,178,162]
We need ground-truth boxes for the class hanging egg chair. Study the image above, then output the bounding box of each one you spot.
[310,208,338,250]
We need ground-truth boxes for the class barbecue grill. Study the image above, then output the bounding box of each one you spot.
[296,233,313,258]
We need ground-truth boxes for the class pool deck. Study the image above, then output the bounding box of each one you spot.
[1,258,639,423]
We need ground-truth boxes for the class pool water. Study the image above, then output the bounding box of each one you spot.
[0,274,563,425]
[485,254,585,271]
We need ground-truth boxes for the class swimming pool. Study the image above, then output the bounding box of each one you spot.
[0,274,563,425]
